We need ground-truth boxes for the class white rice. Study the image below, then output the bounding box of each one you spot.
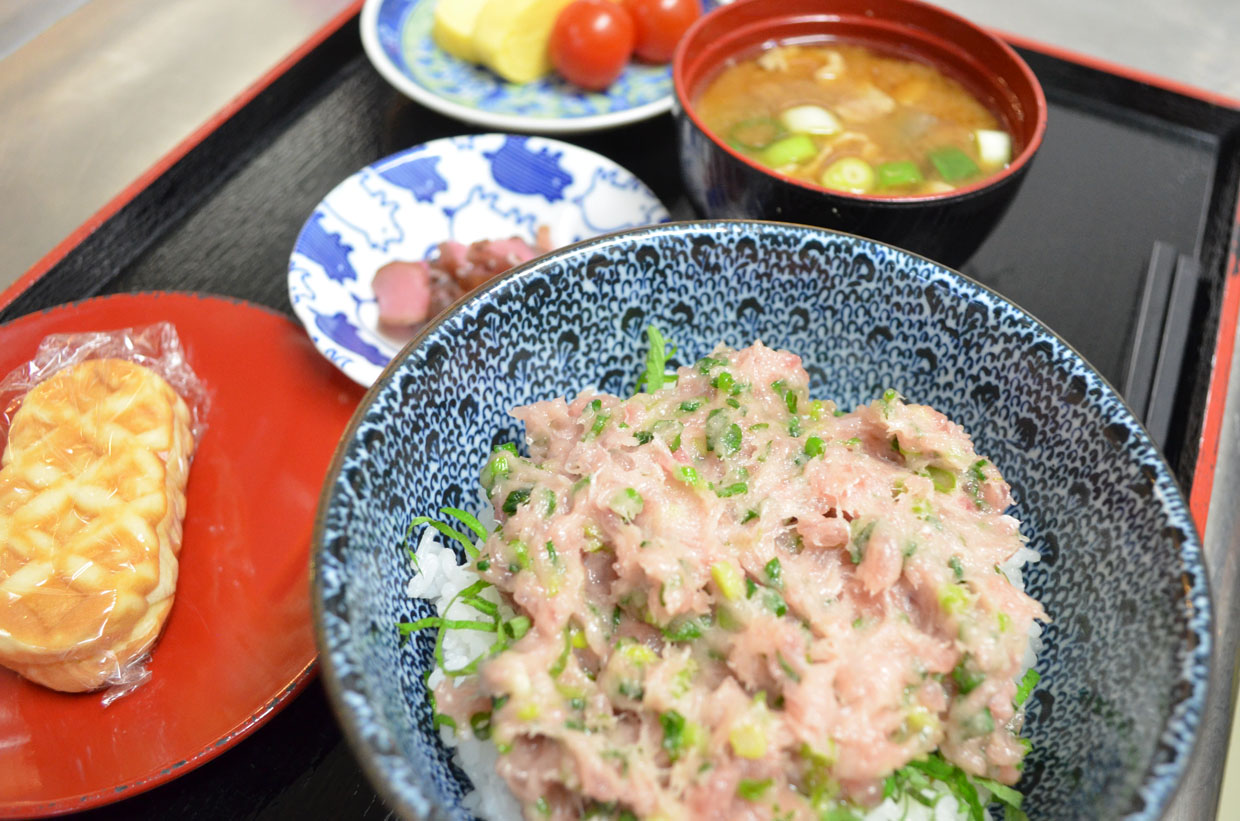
[406,527,524,821]
[406,529,1040,821]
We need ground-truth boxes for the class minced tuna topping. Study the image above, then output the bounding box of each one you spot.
[417,335,1046,821]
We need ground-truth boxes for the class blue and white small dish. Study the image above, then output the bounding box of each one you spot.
[360,0,711,133]
[287,133,669,386]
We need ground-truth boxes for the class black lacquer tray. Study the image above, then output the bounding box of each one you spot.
[2,10,1238,819]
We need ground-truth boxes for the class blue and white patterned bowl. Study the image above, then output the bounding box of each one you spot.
[288,133,669,386]
[313,221,1211,820]
[360,0,712,133]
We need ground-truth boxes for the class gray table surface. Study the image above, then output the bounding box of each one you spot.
[0,1,1238,819]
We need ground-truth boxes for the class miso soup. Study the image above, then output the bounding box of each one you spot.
[694,42,1014,196]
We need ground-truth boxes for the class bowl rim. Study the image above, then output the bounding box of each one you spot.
[670,0,1049,205]
[311,219,1212,821]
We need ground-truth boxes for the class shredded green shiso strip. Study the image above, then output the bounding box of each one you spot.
[637,325,677,393]
[882,752,1027,821]
[396,327,1038,819]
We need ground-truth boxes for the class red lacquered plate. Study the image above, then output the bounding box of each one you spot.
[0,292,365,817]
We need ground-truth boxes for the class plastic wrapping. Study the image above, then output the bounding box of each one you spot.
[0,323,208,704]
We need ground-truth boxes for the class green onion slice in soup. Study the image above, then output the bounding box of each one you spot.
[728,117,786,151]
[877,160,924,189]
[821,157,876,194]
[928,146,980,182]
[759,134,818,169]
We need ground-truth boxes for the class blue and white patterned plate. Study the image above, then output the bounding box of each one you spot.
[360,0,711,133]
[288,133,669,386]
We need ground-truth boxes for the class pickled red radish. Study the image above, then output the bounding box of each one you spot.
[372,261,431,326]
[371,230,553,328]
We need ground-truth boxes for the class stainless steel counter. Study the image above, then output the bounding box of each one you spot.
[0,1,1237,818]
[0,0,357,288]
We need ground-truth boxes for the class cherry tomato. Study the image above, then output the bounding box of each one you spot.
[549,0,636,91]
[621,0,700,63]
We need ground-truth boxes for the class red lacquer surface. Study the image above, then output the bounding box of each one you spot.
[0,292,365,817]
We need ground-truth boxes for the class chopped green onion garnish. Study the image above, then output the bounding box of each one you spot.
[659,710,689,761]
[849,520,876,564]
[737,777,774,800]
[677,466,706,489]
[663,615,709,642]
[759,134,817,168]
[952,658,985,694]
[821,157,876,194]
[939,583,970,615]
[962,707,994,737]
[969,459,989,482]
[502,487,532,516]
[728,117,786,151]
[505,615,531,640]
[765,557,783,587]
[609,487,645,522]
[511,540,530,570]
[469,710,493,740]
[926,465,956,492]
[877,159,924,188]
[929,146,980,182]
[949,555,964,580]
[711,562,746,601]
[550,626,573,677]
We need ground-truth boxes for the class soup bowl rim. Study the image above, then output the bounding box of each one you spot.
[670,0,1049,205]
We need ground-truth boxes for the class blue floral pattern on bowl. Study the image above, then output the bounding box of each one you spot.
[288,133,669,386]
[361,0,713,132]
[313,221,1211,821]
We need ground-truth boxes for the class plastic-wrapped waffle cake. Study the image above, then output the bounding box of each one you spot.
[0,358,194,692]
